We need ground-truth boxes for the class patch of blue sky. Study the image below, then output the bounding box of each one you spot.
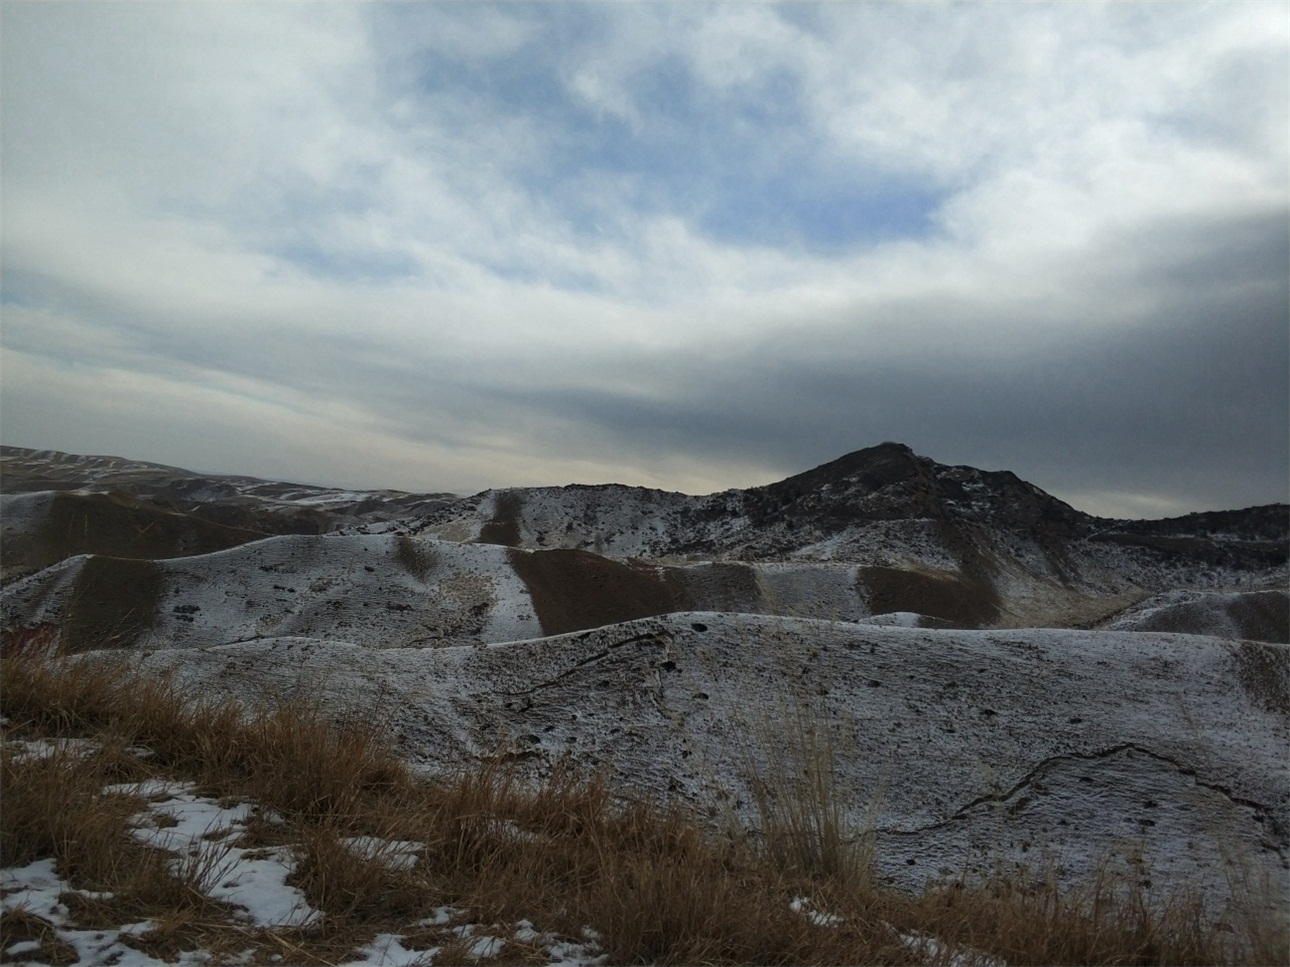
[153,170,392,278]
[0,268,80,314]
[397,3,596,125]
[770,4,831,35]
[0,284,36,308]
[410,50,566,130]
[522,72,946,251]
[472,256,609,295]
[398,10,945,255]
[698,174,946,252]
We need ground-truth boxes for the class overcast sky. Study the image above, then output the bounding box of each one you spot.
[2,2,1286,518]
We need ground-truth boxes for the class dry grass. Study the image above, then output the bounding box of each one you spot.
[743,690,876,888]
[0,734,250,963]
[2,643,1285,966]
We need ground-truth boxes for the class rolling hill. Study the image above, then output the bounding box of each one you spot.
[2,442,1286,916]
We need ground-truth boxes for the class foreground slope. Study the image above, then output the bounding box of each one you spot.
[132,614,1289,914]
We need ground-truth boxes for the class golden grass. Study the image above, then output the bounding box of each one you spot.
[743,690,876,889]
[2,643,1284,966]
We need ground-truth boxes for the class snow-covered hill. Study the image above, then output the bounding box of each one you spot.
[1099,588,1289,643]
[127,613,1289,913]
[3,443,1287,917]
[6,443,1284,634]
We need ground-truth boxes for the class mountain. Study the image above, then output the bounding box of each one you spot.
[407,442,1286,630]
[2,442,1287,915]
[3,443,1285,636]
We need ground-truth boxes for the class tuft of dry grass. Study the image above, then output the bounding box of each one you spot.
[742,688,876,888]
[2,642,1285,966]
[1,738,145,882]
[0,905,81,966]
[290,820,436,924]
[906,862,1259,967]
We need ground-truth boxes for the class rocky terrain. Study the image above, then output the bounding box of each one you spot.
[1,442,1287,914]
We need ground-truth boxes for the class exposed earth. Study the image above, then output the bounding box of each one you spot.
[2,442,1287,915]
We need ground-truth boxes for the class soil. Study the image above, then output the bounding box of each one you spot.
[3,491,263,583]
[395,536,437,581]
[479,492,523,547]
[1234,640,1290,716]
[856,564,1000,628]
[507,548,691,636]
[1231,590,1290,643]
[62,556,164,653]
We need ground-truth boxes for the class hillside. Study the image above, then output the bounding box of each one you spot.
[2,442,1287,923]
[4,443,1285,635]
[133,613,1289,909]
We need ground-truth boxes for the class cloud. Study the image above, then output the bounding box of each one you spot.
[1,1,1286,517]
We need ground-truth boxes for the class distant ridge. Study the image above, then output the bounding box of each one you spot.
[4,443,1284,633]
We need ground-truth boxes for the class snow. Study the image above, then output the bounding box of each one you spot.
[1101,588,1288,640]
[513,919,541,942]
[104,778,181,797]
[419,906,463,927]
[1,858,228,966]
[340,836,424,871]
[5,736,100,762]
[789,896,842,927]
[339,935,432,966]
[861,611,924,628]
[464,935,504,958]
[1,738,610,966]
[895,926,1006,967]
[1,534,545,651]
[125,782,321,928]
[0,491,53,535]
[130,613,1290,916]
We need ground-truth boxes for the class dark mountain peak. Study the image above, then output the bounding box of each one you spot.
[767,442,925,496]
[743,443,1098,539]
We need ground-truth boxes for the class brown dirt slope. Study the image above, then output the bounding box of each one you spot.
[508,548,691,636]
[479,492,522,547]
[3,491,264,583]
[61,556,164,653]
[1230,590,1290,643]
[856,564,1000,628]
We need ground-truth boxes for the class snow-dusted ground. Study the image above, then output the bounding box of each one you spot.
[4,445,1287,962]
[2,530,1188,657]
[1101,588,1289,642]
[0,492,53,535]
[1,535,545,651]
[1,738,610,967]
[127,614,1289,917]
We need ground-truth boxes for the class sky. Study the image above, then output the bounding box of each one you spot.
[2,1,1287,519]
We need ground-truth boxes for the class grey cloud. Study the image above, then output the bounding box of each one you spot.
[1,3,1285,517]
[470,209,1288,514]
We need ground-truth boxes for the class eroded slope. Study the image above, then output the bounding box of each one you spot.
[130,614,1289,914]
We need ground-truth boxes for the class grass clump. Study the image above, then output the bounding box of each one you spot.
[2,641,1285,965]
[744,692,875,889]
